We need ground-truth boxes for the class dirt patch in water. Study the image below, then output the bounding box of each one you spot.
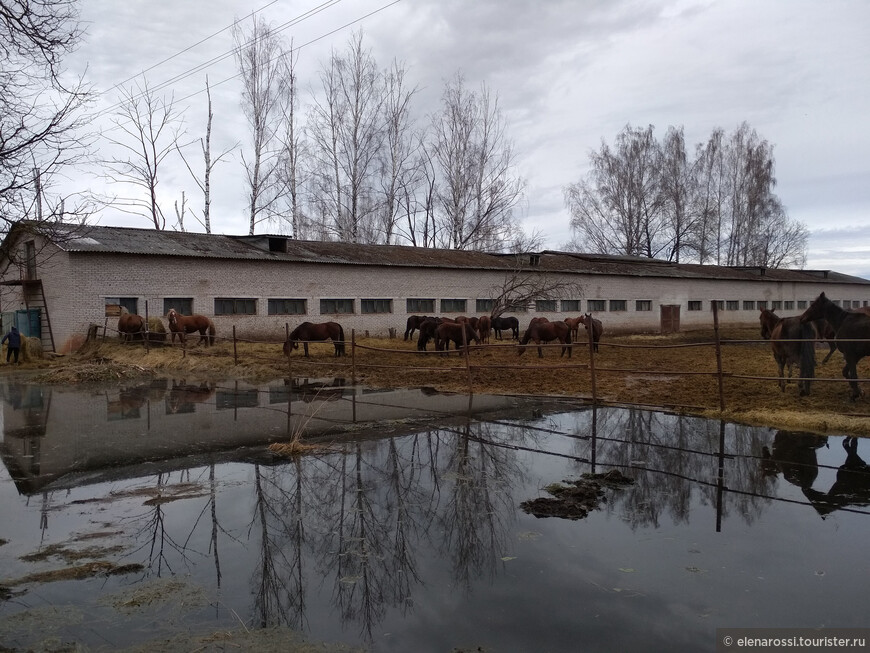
[521,470,636,520]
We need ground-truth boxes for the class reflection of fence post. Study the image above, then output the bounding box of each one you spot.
[588,324,597,404]
[232,325,238,365]
[713,302,725,411]
[462,325,473,395]
[351,329,357,386]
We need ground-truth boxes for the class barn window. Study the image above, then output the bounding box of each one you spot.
[771,301,782,310]
[587,299,606,312]
[321,298,355,314]
[688,301,702,311]
[562,299,581,312]
[797,300,808,309]
[440,299,467,313]
[535,300,557,312]
[609,300,627,312]
[105,297,138,317]
[756,301,767,309]
[216,388,259,410]
[476,298,494,313]
[711,300,724,311]
[635,300,652,312]
[268,299,306,315]
[361,299,392,314]
[726,301,739,311]
[215,298,256,315]
[784,301,795,310]
[407,298,435,313]
[743,301,755,310]
[164,298,193,315]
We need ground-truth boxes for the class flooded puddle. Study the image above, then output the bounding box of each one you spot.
[1,377,869,651]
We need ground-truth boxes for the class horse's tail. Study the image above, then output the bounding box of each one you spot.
[799,321,816,396]
[337,324,345,355]
[208,319,216,346]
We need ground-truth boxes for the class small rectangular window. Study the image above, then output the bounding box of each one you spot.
[215,298,256,315]
[321,298,355,314]
[688,301,702,311]
[609,299,627,312]
[771,300,782,310]
[561,299,581,312]
[440,299,467,313]
[535,300,557,312]
[635,300,652,312]
[476,298,494,313]
[743,300,755,310]
[588,299,606,312]
[726,300,739,311]
[361,299,392,314]
[268,299,306,315]
[711,300,724,311]
[105,297,138,317]
[164,298,193,315]
[797,300,808,309]
[216,389,259,410]
[757,301,767,309]
[407,298,435,313]
[783,301,794,310]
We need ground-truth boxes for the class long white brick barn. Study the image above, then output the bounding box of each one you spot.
[2,223,870,353]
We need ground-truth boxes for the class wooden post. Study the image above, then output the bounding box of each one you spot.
[712,302,726,411]
[351,329,357,386]
[143,300,150,353]
[588,321,597,404]
[103,317,108,342]
[462,324,473,395]
[232,325,238,365]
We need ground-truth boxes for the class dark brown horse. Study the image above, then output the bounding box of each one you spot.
[417,317,456,351]
[167,308,216,346]
[518,320,572,358]
[801,292,870,400]
[491,316,519,340]
[563,316,583,340]
[759,308,836,364]
[579,314,603,353]
[404,315,431,341]
[758,308,816,395]
[118,307,145,343]
[477,315,491,343]
[284,321,345,357]
[434,321,480,355]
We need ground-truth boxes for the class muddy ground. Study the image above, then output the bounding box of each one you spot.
[13,325,870,436]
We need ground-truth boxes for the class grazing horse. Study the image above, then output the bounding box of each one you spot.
[477,315,491,343]
[801,292,870,400]
[404,315,430,341]
[118,307,146,342]
[518,320,572,358]
[760,308,836,364]
[284,321,345,357]
[167,308,216,346]
[563,316,583,341]
[579,314,603,353]
[416,317,444,351]
[491,316,520,340]
[434,321,480,355]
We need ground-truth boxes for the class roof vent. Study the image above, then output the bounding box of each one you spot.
[529,254,541,266]
[268,237,289,253]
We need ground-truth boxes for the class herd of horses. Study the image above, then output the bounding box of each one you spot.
[118,291,870,402]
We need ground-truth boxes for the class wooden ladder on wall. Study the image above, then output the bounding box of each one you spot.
[22,279,56,353]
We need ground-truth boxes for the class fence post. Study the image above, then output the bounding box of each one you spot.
[713,302,726,411]
[233,325,238,365]
[351,329,357,386]
[588,323,597,404]
[143,300,149,353]
[103,317,108,342]
[462,325,473,395]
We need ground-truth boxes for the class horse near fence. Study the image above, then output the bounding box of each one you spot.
[478,315,491,343]
[760,308,836,364]
[404,315,430,341]
[284,321,345,357]
[167,308,216,346]
[757,308,816,396]
[579,314,603,353]
[518,320,572,358]
[491,316,519,340]
[434,321,481,356]
[801,292,870,400]
[118,307,146,343]
[564,316,583,340]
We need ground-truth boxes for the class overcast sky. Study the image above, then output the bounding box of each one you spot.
[64,0,870,278]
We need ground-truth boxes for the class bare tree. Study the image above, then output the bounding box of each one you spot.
[691,128,727,264]
[177,77,236,233]
[659,126,696,263]
[276,41,305,238]
[486,250,580,319]
[431,73,525,251]
[1,0,95,241]
[233,16,288,235]
[102,79,186,230]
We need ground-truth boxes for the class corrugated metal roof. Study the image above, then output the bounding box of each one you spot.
[47,224,870,285]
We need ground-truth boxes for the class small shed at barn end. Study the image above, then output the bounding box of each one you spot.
[2,222,869,353]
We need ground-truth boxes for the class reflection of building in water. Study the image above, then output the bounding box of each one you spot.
[0,382,50,487]
[107,379,168,420]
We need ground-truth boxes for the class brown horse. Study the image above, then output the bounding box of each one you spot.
[759,308,836,364]
[518,320,572,358]
[167,308,216,346]
[477,315,491,343]
[118,307,145,343]
[563,316,583,340]
[166,380,217,414]
[579,314,603,352]
[404,315,431,341]
[491,316,520,340]
[434,321,480,355]
[284,321,345,357]
[758,308,816,395]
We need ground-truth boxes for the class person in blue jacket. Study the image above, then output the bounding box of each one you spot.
[2,326,22,364]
